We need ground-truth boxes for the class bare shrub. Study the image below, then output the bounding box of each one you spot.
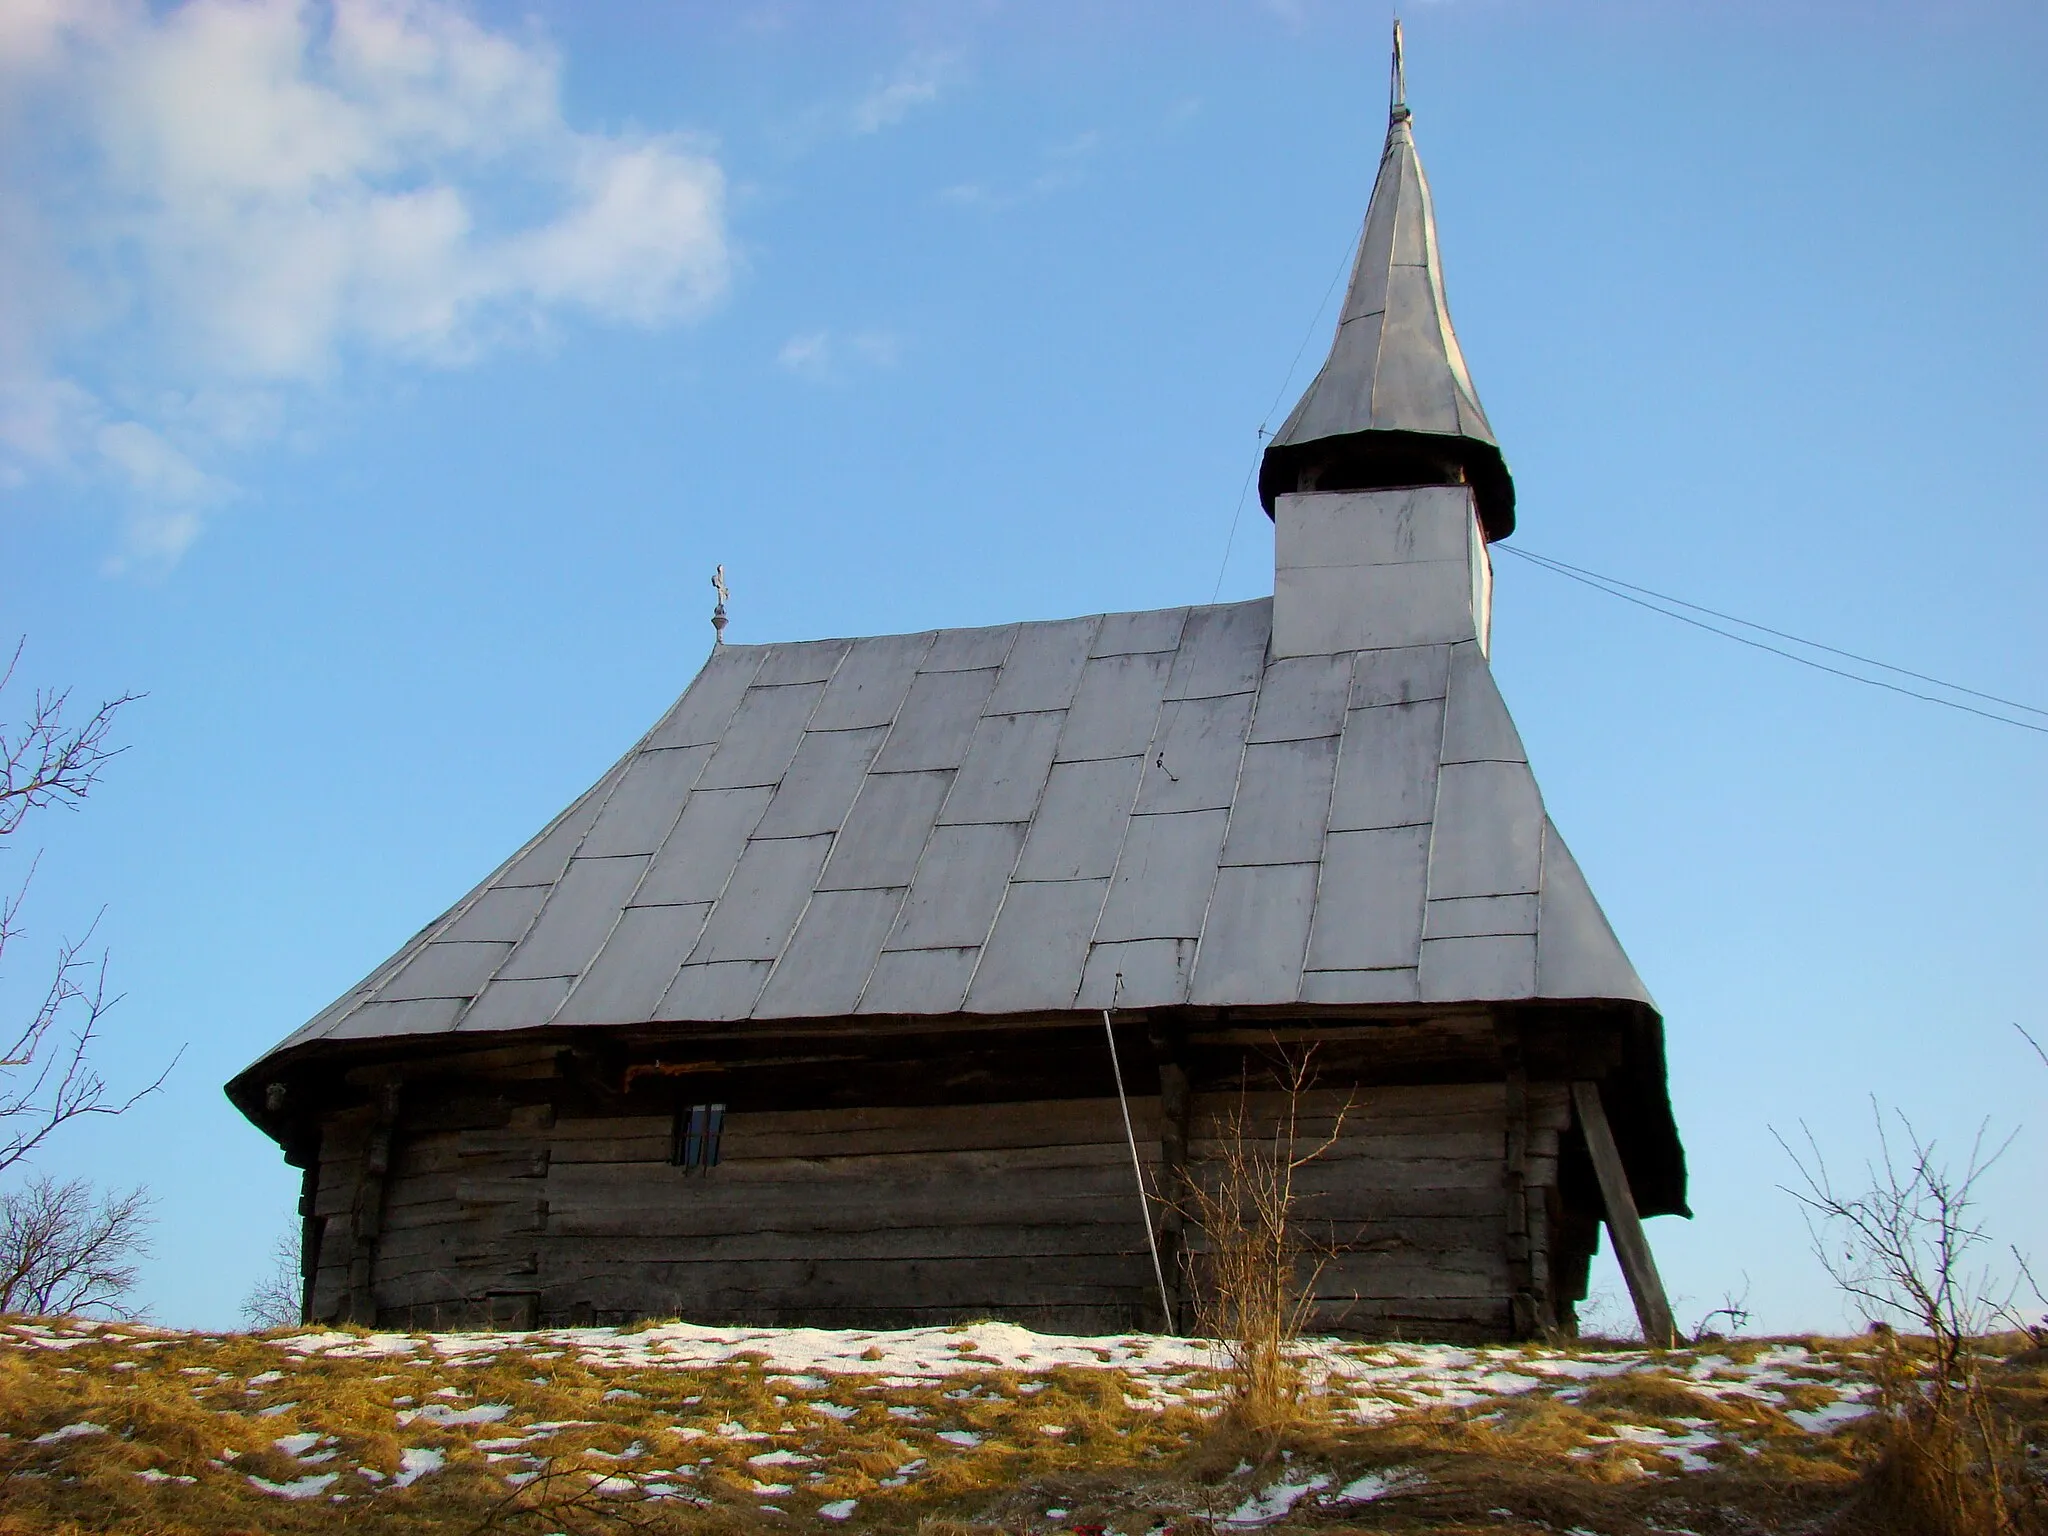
[1,644,165,1181]
[1780,1106,2045,1535]
[239,1223,304,1330]
[1182,1048,1346,1437]
[1689,1278,1753,1342]
[0,642,169,1320]
[0,1174,152,1316]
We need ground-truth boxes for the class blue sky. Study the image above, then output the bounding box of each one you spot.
[2,0,2043,1333]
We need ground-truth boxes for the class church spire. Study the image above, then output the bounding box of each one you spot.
[1258,22,1515,540]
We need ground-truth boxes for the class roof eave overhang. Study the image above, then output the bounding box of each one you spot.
[226,992,1682,1216]
[1258,428,1516,542]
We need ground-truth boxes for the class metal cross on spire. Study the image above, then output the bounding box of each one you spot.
[1390,18,1409,122]
[711,565,730,647]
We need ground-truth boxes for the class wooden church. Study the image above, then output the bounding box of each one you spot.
[229,35,1687,1343]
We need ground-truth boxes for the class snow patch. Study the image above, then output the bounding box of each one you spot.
[1224,1474,1329,1526]
[33,1422,106,1444]
[399,1401,512,1427]
[393,1447,445,1488]
[248,1472,339,1499]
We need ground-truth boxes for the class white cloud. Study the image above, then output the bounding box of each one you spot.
[777,331,832,381]
[849,50,958,135]
[1,0,732,567]
[777,329,901,384]
[942,131,1098,212]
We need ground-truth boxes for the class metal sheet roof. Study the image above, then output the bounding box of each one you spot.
[251,600,1654,1067]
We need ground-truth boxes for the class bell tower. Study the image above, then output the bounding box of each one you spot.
[1267,24,1509,663]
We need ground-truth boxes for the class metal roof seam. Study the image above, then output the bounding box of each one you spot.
[749,881,829,1021]
[1413,631,1458,920]
[1074,681,1175,982]
[730,641,868,1015]
[242,592,1656,1064]
[1362,140,1403,432]
[677,649,846,1013]
[952,668,1090,1013]
[1182,655,1262,1007]
[449,648,772,1035]
[554,742,723,1028]
[1290,654,1355,1004]
[362,760,626,1041]
[839,643,961,1016]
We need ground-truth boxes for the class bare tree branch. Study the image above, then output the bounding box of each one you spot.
[1175,1044,1351,1435]
[1775,1103,2015,1384]
[0,1175,152,1317]
[0,643,172,1179]
[240,1224,305,1331]
[0,643,167,1322]
[0,639,142,838]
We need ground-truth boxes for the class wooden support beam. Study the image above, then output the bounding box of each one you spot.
[296,1162,319,1326]
[1570,1080,1677,1348]
[1497,1024,1538,1338]
[341,1081,403,1326]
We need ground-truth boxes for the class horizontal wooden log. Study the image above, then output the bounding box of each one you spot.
[1310,1296,1510,1335]
[371,1167,549,1213]
[537,1301,1152,1333]
[526,1250,1506,1309]
[1185,1131,1504,1166]
[536,1255,1155,1314]
[550,1114,670,1143]
[548,1165,1502,1239]
[557,1138,1158,1191]
[1184,1155,1506,1195]
[377,1203,544,1249]
[375,1235,536,1276]
[553,1098,1162,1161]
[386,1135,551,1179]
[536,1223,1151,1266]
[526,1206,1505,1268]
[1530,1085,1571,1133]
[1192,1083,1505,1120]
[547,1162,1154,1238]
[1309,1255,1507,1299]
[549,1136,672,1166]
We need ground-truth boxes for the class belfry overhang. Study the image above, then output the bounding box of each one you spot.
[1259,26,1515,541]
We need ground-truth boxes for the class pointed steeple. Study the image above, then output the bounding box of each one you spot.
[1259,23,1515,540]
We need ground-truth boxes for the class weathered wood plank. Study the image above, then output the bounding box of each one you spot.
[385,1135,551,1179]
[1191,1083,1505,1121]
[554,1139,1158,1191]
[379,1195,545,1236]
[1311,1296,1509,1336]
[546,1171,1503,1238]
[537,1255,1155,1313]
[377,1172,547,1216]
[529,1209,1507,1267]
[1185,1155,1507,1194]
[546,1163,1155,1237]
[1572,1080,1676,1348]
[339,1082,403,1324]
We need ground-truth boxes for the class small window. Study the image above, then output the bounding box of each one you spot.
[671,1103,725,1170]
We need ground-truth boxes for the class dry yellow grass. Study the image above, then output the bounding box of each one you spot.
[0,1319,2039,1536]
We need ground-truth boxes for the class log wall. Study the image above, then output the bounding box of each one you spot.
[309,1071,1580,1339]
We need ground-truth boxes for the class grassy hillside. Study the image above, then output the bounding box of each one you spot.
[1,1316,2039,1534]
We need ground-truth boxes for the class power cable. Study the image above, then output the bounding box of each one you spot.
[1498,544,2048,737]
[1506,546,2048,719]
[1213,221,1361,603]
